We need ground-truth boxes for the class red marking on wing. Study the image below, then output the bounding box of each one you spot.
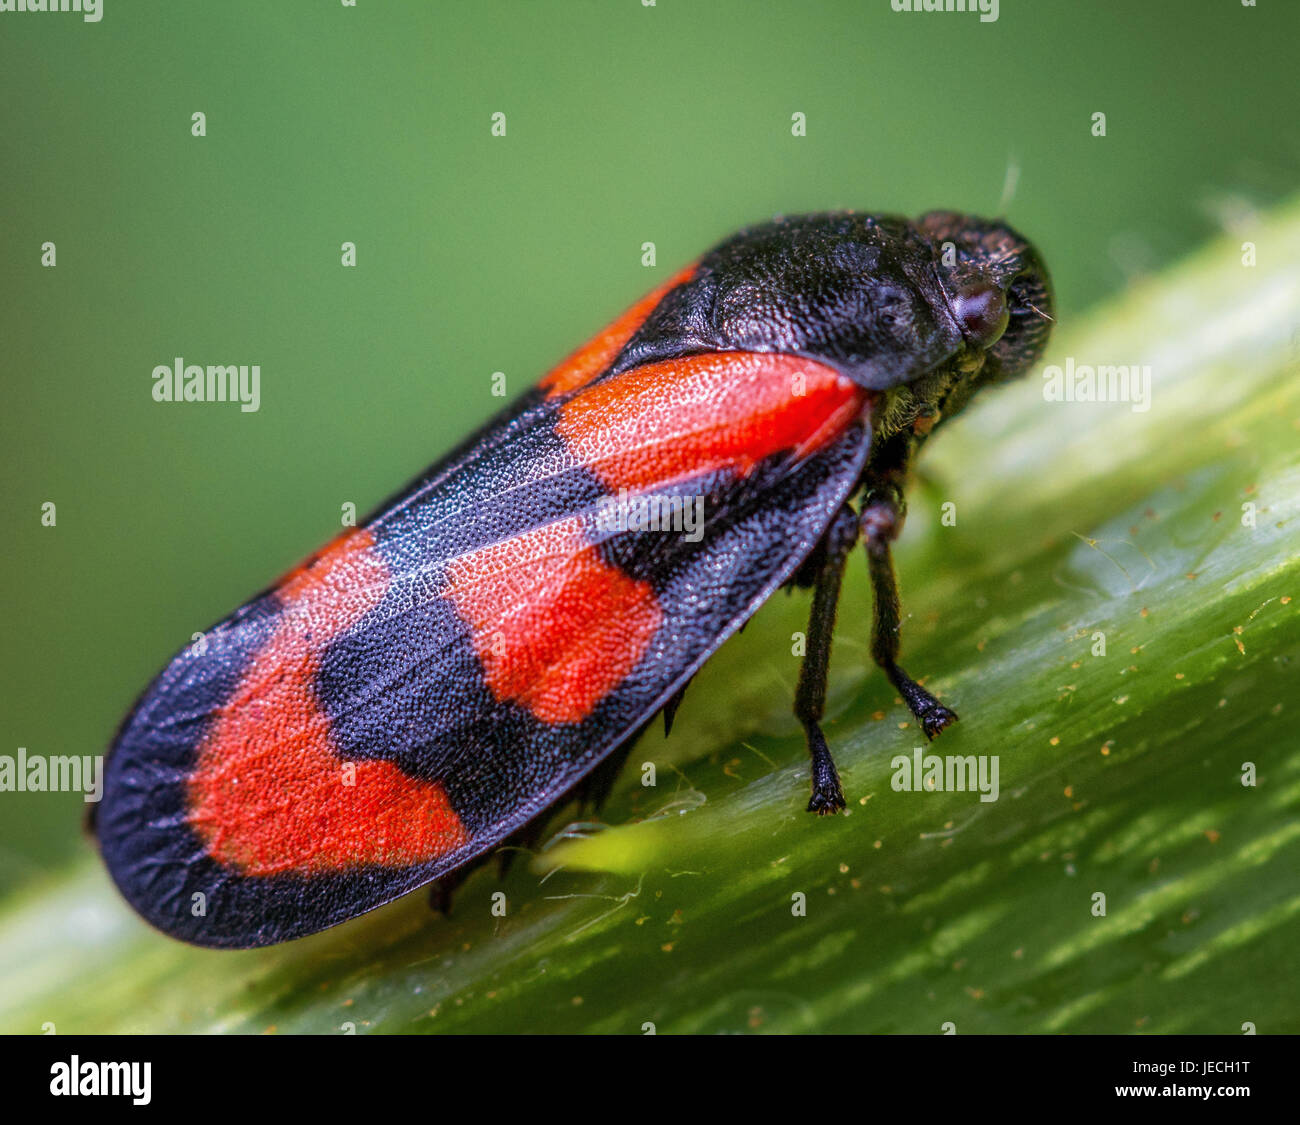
[556,351,870,493]
[187,530,470,876]
[539,265,697,398]
[444,516,661,724]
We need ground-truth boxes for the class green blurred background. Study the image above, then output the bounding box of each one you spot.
[1,0,1295,962]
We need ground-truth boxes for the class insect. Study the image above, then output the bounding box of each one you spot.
[94,211,1053,947]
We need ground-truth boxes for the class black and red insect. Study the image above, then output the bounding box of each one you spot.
[94,211,1053,947]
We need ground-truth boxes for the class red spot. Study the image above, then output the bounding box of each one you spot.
[445,517,661,724]
[556,351,869,493]
[187,530,470,876]
[539,265,696,398]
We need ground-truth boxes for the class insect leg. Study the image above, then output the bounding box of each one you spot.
[794,503,859,814]
[428,865,473,915]
[577,733,640,813]
[861,490,958,739]
[496,816,553,879]
[662,677,692,737]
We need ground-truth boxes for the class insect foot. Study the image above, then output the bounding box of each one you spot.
[804,723,847,815]
[918,702,959,741]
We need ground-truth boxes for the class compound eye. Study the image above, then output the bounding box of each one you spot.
[951,282,1009,348]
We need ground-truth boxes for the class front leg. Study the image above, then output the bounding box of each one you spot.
[860,487,958,740]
